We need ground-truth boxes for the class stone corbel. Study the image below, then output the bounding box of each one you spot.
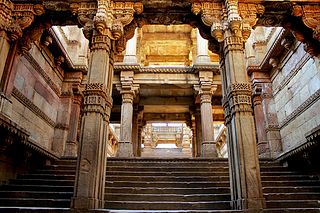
[225,0,242,37]
[19,22,48,54]
[238,3,265,41]
[0,0,14,33]
[7,3,45,41]
[93,1,143,40]
[292,4,320,41]
[191,2,224,42]
[70,2,97,40]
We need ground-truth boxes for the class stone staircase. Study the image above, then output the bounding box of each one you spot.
[0,158,319,212]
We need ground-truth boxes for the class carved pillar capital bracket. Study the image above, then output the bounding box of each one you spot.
[191,1,264,43]
[71,0,143,44]
[83,83,113,119]
[191,2,224,42]
[70,2,97,40]
[0,0,44,42]
[117,70,139,104]
[0,0,14,37]
[292,4,320,41]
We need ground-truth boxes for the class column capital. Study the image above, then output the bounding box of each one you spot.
[191,1,264,43]
[71,1,143,49]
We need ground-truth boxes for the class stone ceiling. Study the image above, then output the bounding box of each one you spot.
[116,24,219,65]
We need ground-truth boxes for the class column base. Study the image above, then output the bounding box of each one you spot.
[71,196,104,210]
[201,141,217,157]
[231,197,265,211]
[117,141,133,157]
[0,93,12,118]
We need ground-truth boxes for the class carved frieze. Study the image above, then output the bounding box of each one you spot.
[0,0,14,32]
[83,83,113,116]
[225,83,253,116]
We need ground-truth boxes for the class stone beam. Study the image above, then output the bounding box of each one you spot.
[139,96,194,106]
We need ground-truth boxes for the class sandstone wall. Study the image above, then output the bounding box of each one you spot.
[272,42,320,153]
[10,44,62,153]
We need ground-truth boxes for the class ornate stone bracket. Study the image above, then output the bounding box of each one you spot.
[7,3,44,41]
[71,0,143,46]
[191,1,264,43]
[292,4,320,41]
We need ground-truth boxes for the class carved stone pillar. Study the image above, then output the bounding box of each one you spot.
[220,21,265,213]
[200,92,217,157]
[137,125,143,157]
[190,113,197,157]
[192,1,265,209]
[195,106,202,157]
[195,29,211,64]
[196,71,217,157]
[117,71,136,157]
[71,34,114,209]
[64,94,82,157]
[182,125,192,155]
[132,108,139,157]
[252,85,270,158]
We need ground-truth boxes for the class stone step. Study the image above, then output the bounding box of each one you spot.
[0,184,74,192]
[107,166,229,172]
[105,187,230,194]
[18,174,75,181]
[262,180,320,187]
[106,181,230,188]
[106,171,229,177]
[261,175,319,181]
[33,170,76,175]
[264,192,320,200]
[105,210,242,213]
[9,179,75,186]
[0,191,73,199]
[260,171,299,176]
[263,186,320,193]
[0,207,71,213]
[105,201,231,210]
[263,208,320,213]
[54,159,77,165]
[105,193,231,202]
[106,175,229,182]
[266,200,320,208]
[0,198,70,208]
[45,165,76,170]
